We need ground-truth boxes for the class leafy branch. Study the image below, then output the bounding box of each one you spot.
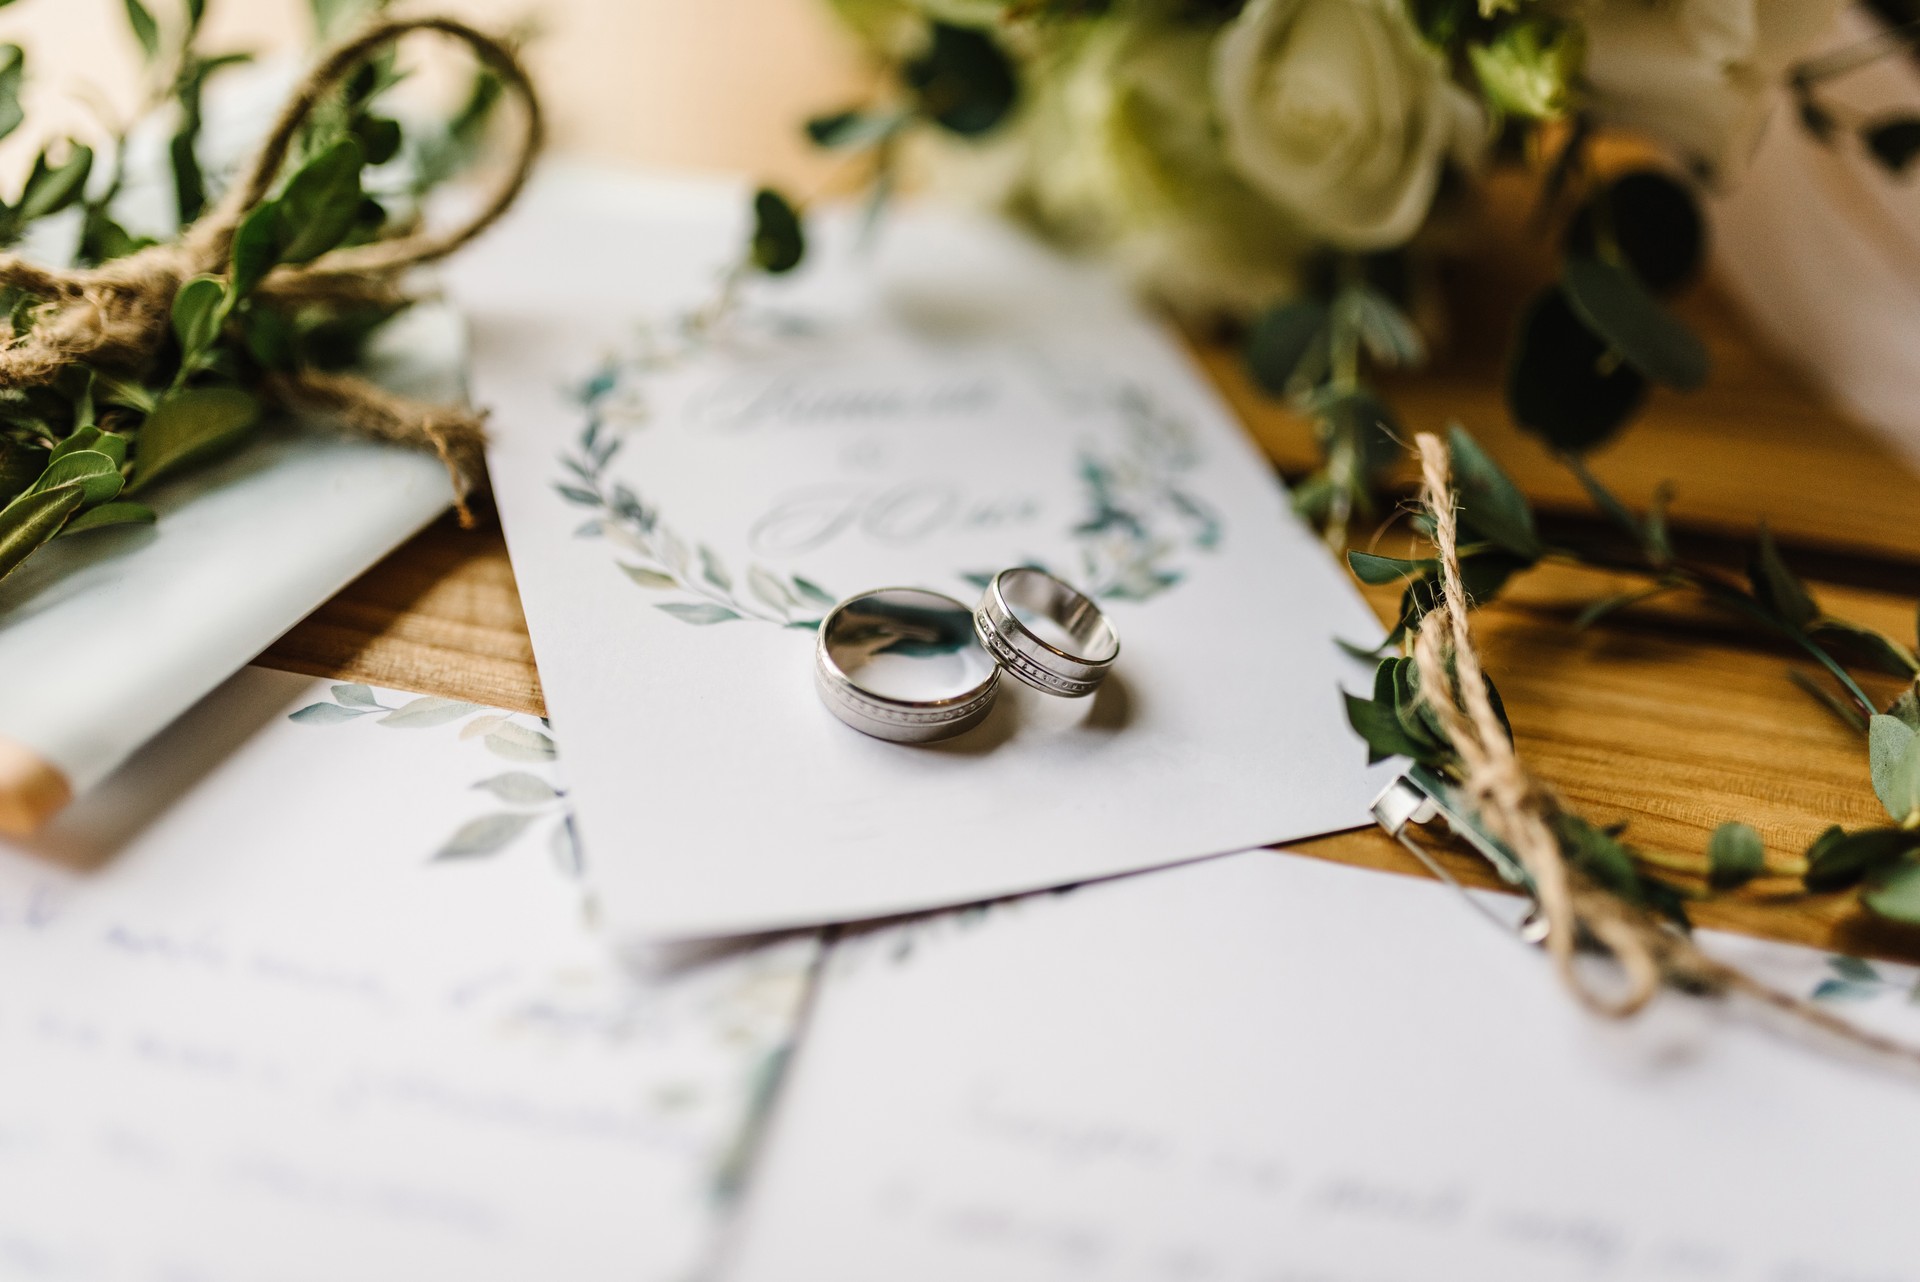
[1345,427,1920,927]
[555,418,836,629]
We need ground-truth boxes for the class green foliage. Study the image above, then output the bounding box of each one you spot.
[1862,116,1920,175]
[122,0,161,62]
[1467,17,1584,120]
[1447,424,1541,559]
[0,4,515,591]
[127,388,260,491]
[1565,171,1706,296]
[750,188,807,275]
[1869,715,1920,827]
[1747,522,1817,630]
[1804,826,1920,893]
[1560,257,1709,392]
[1245,300,1329,396]
[903,22,1018,136]
[1706,822,1765,891]
[1507,286,1649,453]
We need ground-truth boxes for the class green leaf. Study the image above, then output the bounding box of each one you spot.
[59,500,154,536]
[128,387,260,492]
[1863,117,1920,175]
[1747,522,1817,630]
[122,0,161,61]
[26,450,124,506]
[0,487,83,582]
[1508,287,1649,453]
[748,565,795,613]
[903,22,1017,136]
[1447,425,1540,559]
[433,812,535,860]
[171,274,227,367]
[619,564,677,589]
[1342,286,1425,370]
[483,722,558,763]
[656,602,742,625]
[0,46,25,144]
[749,187,806,275]
[1643,480,1675,566]
[1862,857,1920,924]
[288,701,373,725]
[1808,618,1919,679]
[805,108,901,149]
[331,683,381,708]
[1343,691,1429,765]
[48,426,103,466]
[1561,256,1709,391]
[1347,550,1434,585]
[274,137,366,264]
[1804,826,1919,893]
[376,696,480,729]
[1573,585,1669,631]
[353,115,403,166]
[471,772,561,805]
[16,144,94,223]
[1706,822,1766,890]
[791,575,837,609]
[1565,170,1704,296]
[1245,300,1330,395]
[1870,714,1920,826]
[699,545,733,592]
[229,203,280,298]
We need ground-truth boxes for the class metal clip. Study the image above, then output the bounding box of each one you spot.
[1370,765,1549,944]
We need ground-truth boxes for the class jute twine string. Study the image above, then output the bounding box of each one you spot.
[1407,431,1920,1063]
[0,16,546,523]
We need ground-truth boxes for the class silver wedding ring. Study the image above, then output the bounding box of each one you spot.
[973,567,1119,699]
[815,587,1001,743]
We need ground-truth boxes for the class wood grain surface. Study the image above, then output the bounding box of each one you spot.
[16,1,1920,960]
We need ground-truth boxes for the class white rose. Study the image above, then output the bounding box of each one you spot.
[1212,0,1486,251]
[997,15,1316,316]
[1581,0,1844,175]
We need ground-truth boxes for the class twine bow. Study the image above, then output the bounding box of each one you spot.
[0,16,545,522]
[1407,431,1920,1063]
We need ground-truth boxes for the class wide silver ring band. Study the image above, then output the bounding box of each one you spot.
[815,588,1001,744]
[973,568,1119,699]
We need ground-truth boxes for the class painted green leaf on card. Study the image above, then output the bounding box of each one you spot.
[472,771,562,805]
[288,701,374,725]
[376,697,480,729]
[656,602,742,625]
[433,812,536,860]
[483,721,558,763]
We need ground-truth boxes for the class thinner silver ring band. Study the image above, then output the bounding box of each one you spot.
[815,587,1001,743]
[973,567,1119,699]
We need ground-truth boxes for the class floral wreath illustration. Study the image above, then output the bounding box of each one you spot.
[551,330,1226,630]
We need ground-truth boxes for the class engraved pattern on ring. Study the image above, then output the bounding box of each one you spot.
[974,609,1098,697]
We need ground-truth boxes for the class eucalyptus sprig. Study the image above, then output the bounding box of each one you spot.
[1345,425,1920,930]
[0,1,534,592]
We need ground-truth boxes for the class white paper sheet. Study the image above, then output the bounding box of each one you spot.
[0,307,457,799]
[449,167,1388,940]
[0,666,816,1282]
[730,851,1920,1282]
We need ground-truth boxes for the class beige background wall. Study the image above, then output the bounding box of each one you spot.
[0,0,872,187]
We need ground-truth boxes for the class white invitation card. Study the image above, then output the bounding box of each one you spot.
[730,852,1920,1282]
[0,667,816,1282]
[451,167,1387,939]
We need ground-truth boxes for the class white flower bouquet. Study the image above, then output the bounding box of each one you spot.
[786,0,1917,536]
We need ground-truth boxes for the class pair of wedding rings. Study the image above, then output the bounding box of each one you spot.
[814,567,1121,744]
